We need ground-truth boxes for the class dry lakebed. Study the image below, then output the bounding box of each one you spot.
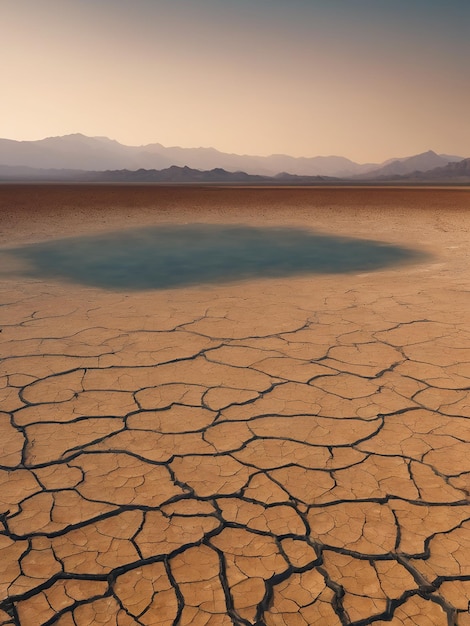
[0,184,469,625]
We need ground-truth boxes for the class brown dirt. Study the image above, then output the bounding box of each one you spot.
[1,185,469,625]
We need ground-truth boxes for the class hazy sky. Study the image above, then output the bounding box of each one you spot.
[2,0,469,161]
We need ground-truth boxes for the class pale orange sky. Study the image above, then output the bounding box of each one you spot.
[2,0,469,162]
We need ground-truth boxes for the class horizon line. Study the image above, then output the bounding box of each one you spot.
[1,132,461,165]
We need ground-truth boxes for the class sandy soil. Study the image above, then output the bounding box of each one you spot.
[0,185,469,625]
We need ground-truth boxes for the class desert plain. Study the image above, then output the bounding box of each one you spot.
[0,184,470,625]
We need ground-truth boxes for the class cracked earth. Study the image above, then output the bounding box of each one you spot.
[1,185,470,625]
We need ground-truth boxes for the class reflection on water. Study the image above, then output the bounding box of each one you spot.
[4,224,427,290]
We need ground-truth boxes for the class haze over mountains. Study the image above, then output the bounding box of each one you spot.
[0,134,467,182]
[0,134,376,176]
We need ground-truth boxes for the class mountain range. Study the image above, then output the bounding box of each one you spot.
[0,134,468,182]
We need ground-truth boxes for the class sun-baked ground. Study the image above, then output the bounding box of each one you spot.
[1,185,469,625]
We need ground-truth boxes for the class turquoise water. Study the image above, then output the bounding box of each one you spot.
[6,224,426,290]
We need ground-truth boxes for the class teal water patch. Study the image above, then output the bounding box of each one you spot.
[5,224,427,290]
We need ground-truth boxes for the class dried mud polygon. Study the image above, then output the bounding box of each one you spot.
[1,185,469,625]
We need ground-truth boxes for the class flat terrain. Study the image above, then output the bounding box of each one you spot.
[1,185,470,625]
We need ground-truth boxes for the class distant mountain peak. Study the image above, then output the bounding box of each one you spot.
[357,149,461,180]
[0,134,466,179]
[47,132,89,140]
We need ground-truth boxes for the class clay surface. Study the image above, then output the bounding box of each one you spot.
[1,185,469,625]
